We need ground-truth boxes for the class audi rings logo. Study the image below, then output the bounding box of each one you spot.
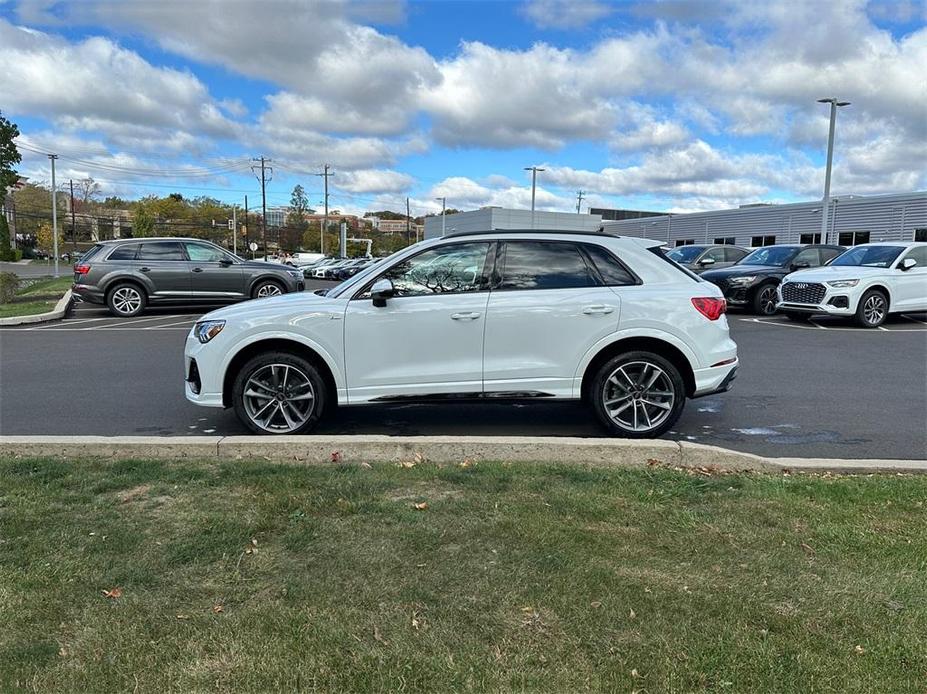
[793,283,809,289]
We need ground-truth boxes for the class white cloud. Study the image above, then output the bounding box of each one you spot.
[336,169,415,194]
[520,0,613,29]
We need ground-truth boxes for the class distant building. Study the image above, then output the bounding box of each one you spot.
[264,206,289,228]
[600,191,927,247]
[590,207,664,221]
[423,207,603,239]
[370,217,423,236]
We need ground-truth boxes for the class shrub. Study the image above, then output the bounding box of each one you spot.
[0,214,13,262]
[0,271,19,303]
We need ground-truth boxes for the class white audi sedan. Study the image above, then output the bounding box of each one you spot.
[777,242,927,327]
[184,230,738,437]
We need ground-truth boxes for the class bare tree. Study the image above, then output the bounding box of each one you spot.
[75,178,101,212]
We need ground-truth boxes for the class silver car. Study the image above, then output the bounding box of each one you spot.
[72,237,305,317]
[666,244,749,273]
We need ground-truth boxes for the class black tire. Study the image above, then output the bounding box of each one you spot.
[251,279,286,299]
[106,282,146,317]
[855,289,888,328]
[232,351,327,435]
[752,282,779,315]
[784,311,811,322]
[590,351,686,439]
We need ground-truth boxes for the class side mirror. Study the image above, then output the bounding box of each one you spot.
[219,258,234,267]
[699,257,716,266]
[370,278,395,308]
[790,261,811,272]
[900,258,917,271]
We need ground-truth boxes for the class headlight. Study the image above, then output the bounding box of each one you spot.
[825,279,860,288]
[194,320,226,344]
[728,276,757,286]
[287,269,302,279]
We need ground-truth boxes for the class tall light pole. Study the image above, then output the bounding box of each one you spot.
[817,98,850,244]
[435,197,446,236]
[524,166,545,212]
[48,154,59,277]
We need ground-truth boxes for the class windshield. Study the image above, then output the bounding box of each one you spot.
[740,246,798,266]
[666,246,704,263]
[830,245,904,268]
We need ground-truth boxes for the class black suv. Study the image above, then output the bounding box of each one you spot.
[700,244,845,315]
[72,238,305,317]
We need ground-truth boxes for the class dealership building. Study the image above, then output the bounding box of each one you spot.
[423,191,926,248]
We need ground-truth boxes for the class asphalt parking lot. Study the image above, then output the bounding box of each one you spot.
[1,283,925,460]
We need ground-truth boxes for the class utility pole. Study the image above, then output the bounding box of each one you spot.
[575,190,585,214]
[524,166,545,213]
[69,179,77,252]
[435,197,446,237]
[340,221,347,259]
[49,154,59,277]
[315,164,333,255]
[406,197,412,244]
[251,157,272,257]
[244,195,250,258]
[231,205,238,256]
[817,98,850,245]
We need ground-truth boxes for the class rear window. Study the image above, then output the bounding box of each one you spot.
[137,242,186,261]
[107,244,138,261]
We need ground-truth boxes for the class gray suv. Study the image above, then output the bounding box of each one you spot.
[72,238,305,317]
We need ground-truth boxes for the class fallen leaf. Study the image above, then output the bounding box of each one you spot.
[631,668,641,678]
[102,587,122,599]
[457,459,475,469]
[590,601,602,609]
[330,451,342,463]
[251,538,258,547]
[412,502,429,510]
[629,608,636,619]
[800,542,816,556]
[212,604,224,614]
[359,462,372,469]
[854,645,865,655]
[176,614,189,620]
[644,587,652,594]
[646,458,661,467]
[373,625,389,646]
[398,461,416,469]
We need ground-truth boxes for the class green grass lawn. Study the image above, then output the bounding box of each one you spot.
[1,458,925,692]
[17,276,73,297]
[0,299,59,318]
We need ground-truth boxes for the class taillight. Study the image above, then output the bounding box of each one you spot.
[692,297,726,320]
[74,264,91,275]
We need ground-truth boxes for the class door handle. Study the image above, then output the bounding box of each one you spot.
[582,305,614,314]
[450,312,481,320]
[140,267,151,273]
[192,267,204,273]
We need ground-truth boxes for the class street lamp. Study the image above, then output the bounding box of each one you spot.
[435,197,446,236]
[524,166,545,212]
[817,98,850,245]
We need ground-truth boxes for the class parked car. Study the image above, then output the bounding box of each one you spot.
[311,258,347,278]
[331,258,376,280]
[185,229,738,438]
[777,242,927,327]
[701,244,845,315]
[666,244,749,274]
[72,238,305,317]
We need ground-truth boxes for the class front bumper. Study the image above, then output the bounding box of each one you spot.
[184,332,225,408]
[777,284,858,316]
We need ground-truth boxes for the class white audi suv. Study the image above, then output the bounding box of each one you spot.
[185,230,738,438]
[777,242,927,327]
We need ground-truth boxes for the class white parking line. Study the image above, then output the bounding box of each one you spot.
[31,316,111,329]
[94,315,185,329]
[144,319,197,329]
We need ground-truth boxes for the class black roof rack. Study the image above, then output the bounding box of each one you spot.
[442,227,620,239]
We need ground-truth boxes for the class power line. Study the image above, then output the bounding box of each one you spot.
[251,157,272,253]
[576,190,585,214]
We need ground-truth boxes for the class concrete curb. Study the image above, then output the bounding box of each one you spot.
[0,290,72,326]
[0,435,924,474]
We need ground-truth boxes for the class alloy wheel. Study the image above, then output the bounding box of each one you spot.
[256,283,283,298]
[863,294,886,325]
[758,286,777,315]
[242,363,315,433]
[112,287,141,315]
[602,361,676,433]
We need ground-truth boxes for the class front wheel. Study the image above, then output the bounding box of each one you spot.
[232,352,327,434]
[855,289,888,328]
[252,279,285,299]
[590,351,686,438]
[752,283,779,315]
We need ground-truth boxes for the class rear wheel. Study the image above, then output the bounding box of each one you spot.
[590,351,686,438]
[752,283,778,315]
[106,283,146,317]
[232,351,326,434]
[855,289,888,328]
[252,279,285,299]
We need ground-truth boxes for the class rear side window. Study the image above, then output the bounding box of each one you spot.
[107,244,138,261]
[582,244,637,286]
[499,241,596,290]
[724,247,747,262]
[137,242,186,261]
[79,244,105,261]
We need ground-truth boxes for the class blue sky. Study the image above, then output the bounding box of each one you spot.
[2,0,925,217]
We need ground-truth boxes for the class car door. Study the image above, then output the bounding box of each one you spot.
[482,240,624,397]
[893,246,927,311]
[183,241,245,299]
[342,241,492,402]
[135,241,192,298]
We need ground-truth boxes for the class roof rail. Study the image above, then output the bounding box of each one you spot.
[442,227,621,239]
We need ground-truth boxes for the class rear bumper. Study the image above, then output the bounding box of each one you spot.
[692,359,738,398]
[71,283,105,304]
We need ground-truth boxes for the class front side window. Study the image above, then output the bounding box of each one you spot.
[792,248,822,267]
[373,242,489,297]
[666,246,704,263]
[185,242,231,263]
[901,246,927,266]
[137,242,186,261]
[499,241,596,290]
[831,246,905,268]
[703,247,727,262]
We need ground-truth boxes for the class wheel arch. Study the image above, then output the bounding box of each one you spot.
[221,337,339,409]
[580,336,697,401]
[103,275,148,300]
[861,283,892,310]
[248,274,288,296]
